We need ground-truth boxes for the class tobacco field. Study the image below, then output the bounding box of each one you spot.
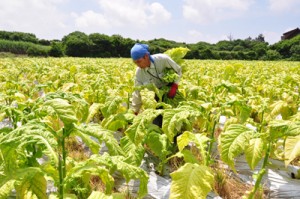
[0,55,300,199]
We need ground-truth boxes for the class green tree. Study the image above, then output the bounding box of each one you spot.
[255,34,265,42]
[215,40,235,51]
[26,46,49,57]
[270,35,300,59]
[49,42,64,57]
[185,49,200,59]
[62,31,91,57]
[0,31,39,43]
[290,44,300,61]
[110,34,135,57]
[199,48,216,59]
[265,49,282,60]
[252,42,267,59]
[232,45,244,51]
[89,33,112,57]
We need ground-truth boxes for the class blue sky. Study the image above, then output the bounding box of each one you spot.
[0,0,299,44]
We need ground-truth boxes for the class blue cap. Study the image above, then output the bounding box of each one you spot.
[130,43,150,60]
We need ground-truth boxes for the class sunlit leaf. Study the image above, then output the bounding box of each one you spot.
[170,163,214,199]
[285,134,300,166]
[219,124,254,172]
[245,138,265,170]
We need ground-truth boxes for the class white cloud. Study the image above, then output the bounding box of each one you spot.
[73,11,110,28]
[0,0,69,39]
[148,3,172,24]
[268,0,300,12]
[186,30,228,44]
[74,0,171,29]
[0,0,297,44]
[183,0,255,24]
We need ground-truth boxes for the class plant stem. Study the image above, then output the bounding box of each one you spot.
[206,118,217,166]
[58,129,67,199]
[127,92,130,110]
[58,154,64,199]
[62,128,67,178]
[247,142,271,199]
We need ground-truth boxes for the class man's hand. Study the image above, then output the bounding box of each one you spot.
[168,83,178,98]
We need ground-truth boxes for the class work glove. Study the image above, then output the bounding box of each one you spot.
[168,83,178,98]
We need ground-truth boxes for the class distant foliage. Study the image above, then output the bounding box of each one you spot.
[0,30,299,60]
[0,39,50,55]
[270,34,300,60]
[48,42,64,57]
[0,30,39,43]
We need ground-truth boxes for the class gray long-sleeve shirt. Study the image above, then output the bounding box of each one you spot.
[131,53,182,112]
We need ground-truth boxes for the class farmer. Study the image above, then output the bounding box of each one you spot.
[130,43,182,125]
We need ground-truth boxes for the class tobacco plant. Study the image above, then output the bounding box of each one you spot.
[0,91,148,198]
[1,57,300,199]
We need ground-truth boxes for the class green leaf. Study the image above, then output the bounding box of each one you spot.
[43,98,78,125]
[14,169,47,199]
[101,113,128,131]
[171,150,200,164]
[88,191,113,199]
[0,180,15,199]
[268,99,296,120]
[284,134,300,166]
[245,138,265,170]
[177,131,209,165]
[162,68,179,83]
[162,106,201,143]
[85,103,102,123]
[163,110,188,142]
[219,124,254,172]
[269,120,300,141]
[111,156,148,199]
[268,120,291,140]
[164,47,190,65]
[125,109,162,145]
[101,96,123,118]
[286,122,300,137]
[120,136,145,166]
[43,91,89,123]
[65,159,114,195]
[177,131,192,151]
[225,98,251,123]
[75,123,124,156]
[144,128,171,160]
[0,142,19,174]
[73,130,100,154]
[0,121,58,169]
[170,163,214,199]
[215,80,241,94]
[140,89,157,109]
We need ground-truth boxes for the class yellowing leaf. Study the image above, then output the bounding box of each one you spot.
[285,134,300,166]
[15,171,47,199]
[43,98,77,125]
[0,180,15,199]
[219,124,254,172]
[170,163,214,199]
[86,103,102,123]
[125,109,162,145]
[177,131,209,164]
[88,191,113,199]
[245,138,265,170]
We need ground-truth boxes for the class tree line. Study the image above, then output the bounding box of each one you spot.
[0,30,299,60]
